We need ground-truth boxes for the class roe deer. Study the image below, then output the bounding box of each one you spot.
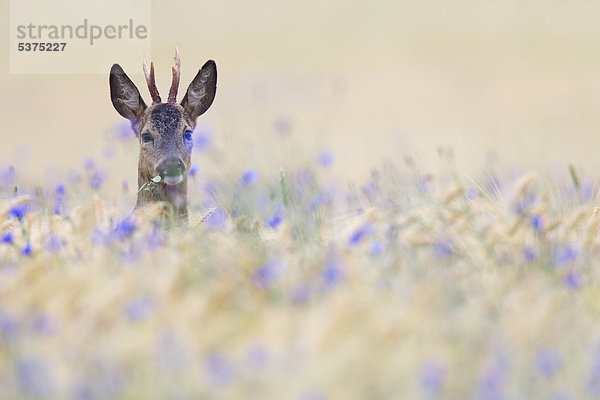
[109,48,217,223]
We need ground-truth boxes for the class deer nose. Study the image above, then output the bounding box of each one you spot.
[157,157,185,177]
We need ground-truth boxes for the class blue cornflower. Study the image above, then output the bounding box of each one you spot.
[273,115,292,136]
[530,214,543,232]
[204,352,233,385]
[239,169,259,186]
[54,183,65,196]
[348,222,373,246]
[475,357,507,400]
[316,150,333,167]
[433,237,453,258]
[115,121,133,140]
[8,203,27,219]
[418,359,445,394]
[563,271,582,290]
[103,146,116,160]
[290,284,310,304]
[188,164,199,177]
[155,331,187,371]
[465,187,480,199]
[113,218,136,240]
[362,179,379,197]
[83,158,95,170]
[88,171,106,190]
[1,231,13,244]
[193,125,213,150]
[21,242,32,256]
[16,357,54,397]
[45,235,65,252]
[246,343,269,369]
[252,259,283,288]
[522,245,536,262]
[321,252,344,289]
[145,225,166,249]
[535,349,562,378]
[31,313,57,335]
[554,244,577,266]
[0,310,18,340]
[204,207,230,228]
[123,295,154,322]
[368,241,383,256]
[589,344,600,396]
[266,206,283,228]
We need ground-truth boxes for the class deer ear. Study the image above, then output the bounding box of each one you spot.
[180,60,217,121]
[109,64,146,124]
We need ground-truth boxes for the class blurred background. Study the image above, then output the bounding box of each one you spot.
[2,0,600,186]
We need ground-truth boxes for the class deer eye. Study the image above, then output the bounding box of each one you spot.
[141,132,153,144]
[183,130,193,141]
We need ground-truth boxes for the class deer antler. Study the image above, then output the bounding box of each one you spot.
[142,55,161,104]
[167,47,181,104]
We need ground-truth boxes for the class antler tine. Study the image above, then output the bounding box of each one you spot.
[167,47,181,104]
[142,55,161,104]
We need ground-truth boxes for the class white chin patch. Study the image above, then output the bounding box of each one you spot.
[163,175,183,185]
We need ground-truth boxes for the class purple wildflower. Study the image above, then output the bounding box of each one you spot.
[44,235,65,252]
[418,359,445,394]
[433,237,453,258]
[554,244,577,266]
[123,295,154,322]
[91,228,110,246]
[522,245,536,262]
[204,352,233,385]
[21,242,32,256]
[316,150,333,167]
[54,183,65,196]
[466,187,480,199]
[193,125,213,150]
[1,231,13,244]
[563,271,582,290]
[273,115,293,136]
[535,349,562,378]
[88,171,106,190]
[321,252,344,289]
[8,203,27,219]
[83,158,95,171]
[348,222,373,246]
[475,357,508,400]
[252,259,283,288]
[155,331,187,371]
[290,284,310,304]
[239,169,259,186]
[103,146,116,160]
[204,207,230,228]
[368,241,383,256]
[113,218,136,240]
[31,312,57,335]
[589,343,600,396]
[16,357,54,397]
[246,344,269,369]
[188,164,199,177]
[0,310,18,340]
[114,121,133,140]
[266,206,283,228]
[145,226,166,249]
[530,214,543,232]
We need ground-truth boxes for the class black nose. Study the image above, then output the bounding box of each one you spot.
[157,157,185,177]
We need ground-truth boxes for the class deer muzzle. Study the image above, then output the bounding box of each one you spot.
[157,157,185,185]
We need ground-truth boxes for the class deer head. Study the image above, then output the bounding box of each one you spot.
[109,48,217,221]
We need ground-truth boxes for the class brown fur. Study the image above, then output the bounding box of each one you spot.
[109,55,217,223]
